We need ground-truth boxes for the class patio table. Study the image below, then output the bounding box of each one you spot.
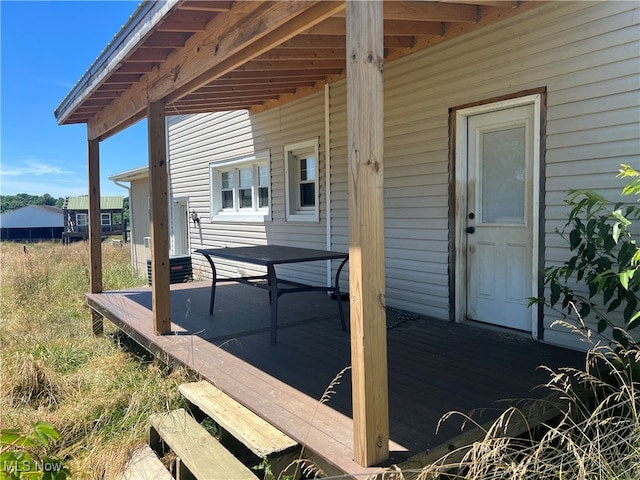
[195,245,349,344]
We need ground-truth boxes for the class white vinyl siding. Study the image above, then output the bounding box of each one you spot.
[330,1,638,345]
[168,92,328,286]
[166,1,638,350]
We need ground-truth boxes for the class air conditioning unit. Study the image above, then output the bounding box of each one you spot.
[147,255,192,286]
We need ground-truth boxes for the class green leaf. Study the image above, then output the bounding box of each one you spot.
[603,234,617,252]
[597,319,608,333]
[612,208,632,228]
[620,270,633,290]
[33,422,60,447]
[618,242,636,267]
[550,281,561,306]
[624,300,638,323]
[607,296,623,313]
[612,223,621,243]
[612,328,629,349]
[1,430,36,448]
[578,302,591,319]
[569,229,581,250]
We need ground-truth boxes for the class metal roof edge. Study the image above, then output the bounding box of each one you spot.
[54,0,182,125]
[109,166,149,181]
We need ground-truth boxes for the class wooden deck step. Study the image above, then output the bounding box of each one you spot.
[179,380,298,458]
[149,408,257,480]
[122,444,172,480]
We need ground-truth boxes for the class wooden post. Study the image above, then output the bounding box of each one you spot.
[88,137,103,335]
[346,0,389,467]
[148,99,172,335]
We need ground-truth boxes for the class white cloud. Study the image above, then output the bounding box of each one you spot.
[0,159,74,177]
[0,159,126,198]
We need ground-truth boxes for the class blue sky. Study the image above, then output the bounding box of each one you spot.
[1,1,148,199]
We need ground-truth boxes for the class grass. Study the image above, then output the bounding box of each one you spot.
[410,320,640,480]
[2,241,637,480]
[0,241,194,479]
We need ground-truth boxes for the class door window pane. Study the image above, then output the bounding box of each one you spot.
[480,127,525,224]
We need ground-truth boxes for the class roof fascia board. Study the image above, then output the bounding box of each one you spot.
[87,1,345,141]
[55,0,181,126]
[109,166,149,181]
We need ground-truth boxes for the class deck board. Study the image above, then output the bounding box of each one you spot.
[87,281,584,475]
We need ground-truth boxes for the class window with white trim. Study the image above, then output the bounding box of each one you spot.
[210,151,271,222]
[101,213,111,226]
[76,213,88,227]
[284,139,320,222]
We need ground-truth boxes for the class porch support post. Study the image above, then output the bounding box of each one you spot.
[346,0,389,467]
[88,136,103,335]
[148,99,171,335]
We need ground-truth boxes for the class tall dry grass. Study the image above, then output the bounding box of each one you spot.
[0,241,193,479]
[411,322,640,480]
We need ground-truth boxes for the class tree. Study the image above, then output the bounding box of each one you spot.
[0,195,65,213]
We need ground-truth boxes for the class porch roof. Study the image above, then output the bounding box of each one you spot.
[54,0,533,141]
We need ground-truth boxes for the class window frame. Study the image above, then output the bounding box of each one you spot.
[101,213,111,226]
[209,150,271,222]
[284,138,320,222]
[75,213,88,227]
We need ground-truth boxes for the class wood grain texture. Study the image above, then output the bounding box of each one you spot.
[149,408,257,479]
[86,282,584,476]
[148,99,171,335]
[179,380,298,458]
[346,0,389,467]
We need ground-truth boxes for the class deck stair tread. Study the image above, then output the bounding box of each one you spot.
[122,444,172,480]
[149,408,257,480]
[179,380,298,458]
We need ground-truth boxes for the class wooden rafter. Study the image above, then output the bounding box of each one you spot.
[57,1,530,137]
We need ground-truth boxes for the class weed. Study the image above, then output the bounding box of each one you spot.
[0,241,192,479]
[413,315,640,480]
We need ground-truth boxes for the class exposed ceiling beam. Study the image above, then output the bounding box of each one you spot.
[176,1,233,12]
[140,32,191,48]
[258,47,346,60]
[307,17,443,36]
[156,10,213,32]
[88,1,345,140]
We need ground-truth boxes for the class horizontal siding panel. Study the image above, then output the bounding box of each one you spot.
[166,1,639,344]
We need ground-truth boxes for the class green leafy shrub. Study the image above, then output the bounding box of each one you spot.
[538,164,639,348]
[1,422,70,480]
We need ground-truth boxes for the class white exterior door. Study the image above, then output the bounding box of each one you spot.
[172,200,189,256]
[464,103,536,331]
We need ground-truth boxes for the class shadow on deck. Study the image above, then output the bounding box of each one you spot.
[87,281,585,477]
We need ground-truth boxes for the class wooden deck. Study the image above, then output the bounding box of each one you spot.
[87,281,585,477]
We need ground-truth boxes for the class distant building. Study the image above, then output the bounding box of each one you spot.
[0,205,64,242]
[62,196,125,244]
[110,167,150,276]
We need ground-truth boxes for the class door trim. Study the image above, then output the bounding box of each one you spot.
[452,93,542,339]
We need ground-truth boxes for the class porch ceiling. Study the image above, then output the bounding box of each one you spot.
[54,0,533,141]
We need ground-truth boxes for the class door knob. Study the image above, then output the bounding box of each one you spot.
[466,226,475,234]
